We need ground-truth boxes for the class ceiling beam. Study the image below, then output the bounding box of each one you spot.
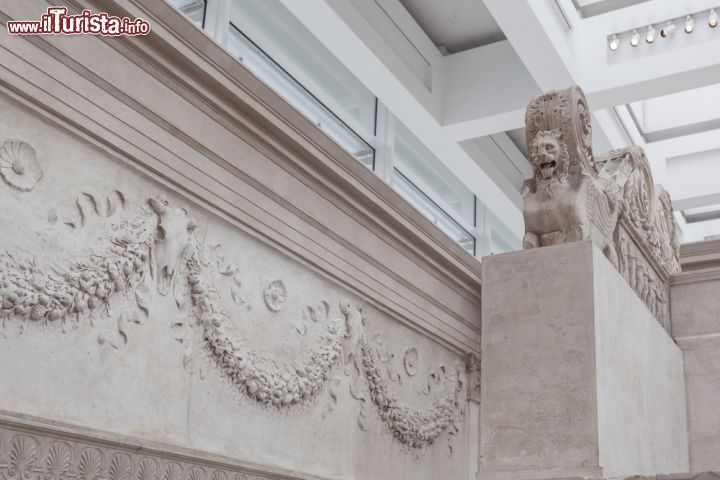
[442,41,540,140]
[441,0,720,141]
[482,0,576,91]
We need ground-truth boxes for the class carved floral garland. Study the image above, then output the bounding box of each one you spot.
[358,339,461,448]
[186,257,344,408]
[0,217,153,329]
[0,194,464,448]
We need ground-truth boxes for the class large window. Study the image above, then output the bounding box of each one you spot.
[167,0,522,259]
[168,0,206,28]
[390,118,476,254]
[392,170,476,255]
[227,25,374,169]
[393,120,475,225]
[228,1,376,138]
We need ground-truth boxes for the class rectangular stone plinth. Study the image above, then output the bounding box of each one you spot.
[671,270,720,472]
[480,241,689,479]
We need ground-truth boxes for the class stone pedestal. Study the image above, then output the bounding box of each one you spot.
[671,269,720,472]
[479,241,689,479]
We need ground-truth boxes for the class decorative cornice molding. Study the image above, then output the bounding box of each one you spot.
[680,239,720,273]
[0,0,482,353]
[670,267,720,286]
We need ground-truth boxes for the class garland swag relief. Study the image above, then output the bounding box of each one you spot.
[0,147,465,450]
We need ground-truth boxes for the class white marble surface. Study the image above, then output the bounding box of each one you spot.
[480,241,688,479]
[672,274,720,472]
[0,92,469,480]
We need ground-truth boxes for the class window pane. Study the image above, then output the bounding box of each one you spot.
[393,119,475,225]
[227,26,374,169]
[486,207,521,254]
[229,0,376,137]
[168,0,205,28]
[393,169,475,255]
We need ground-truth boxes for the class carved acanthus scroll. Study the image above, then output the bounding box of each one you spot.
[522,85,681,330]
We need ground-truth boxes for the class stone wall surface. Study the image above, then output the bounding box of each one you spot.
[0,86,470,480]
[0,1,483,478]
[671,270,720,472]
[592,246,688,478]
[480,241,688,480]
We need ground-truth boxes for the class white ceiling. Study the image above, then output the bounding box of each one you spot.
[628,84,720,142]
[397,0,505,53]
[572,0,652,17]
[281,0,720,244]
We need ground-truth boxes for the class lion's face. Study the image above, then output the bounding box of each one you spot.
[529,130,568,185]
[531,135,561,180]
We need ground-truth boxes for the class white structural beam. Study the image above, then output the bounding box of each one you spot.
[278,0,524,234]
[482,0,577,91]
[440,0,720,141]
[575,0,720,109]
[646,128,720,160]
[481,0,618,153]
[441,41,540,141]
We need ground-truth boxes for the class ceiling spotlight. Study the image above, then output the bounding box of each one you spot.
[630,29,640,46]
[645,25,656,43]
[710,9,718,28]
[660,21,676,38]
[609,34,619,51]
[685,15,695,33]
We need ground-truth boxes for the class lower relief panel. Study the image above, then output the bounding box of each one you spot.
[0,94,468,480]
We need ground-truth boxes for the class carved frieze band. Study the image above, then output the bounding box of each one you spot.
[0,145,466,450]
[0,414,305,480]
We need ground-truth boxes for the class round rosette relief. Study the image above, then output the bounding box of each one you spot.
[0,140,43,192]
[263,280,286,312]
[403,347,418,376]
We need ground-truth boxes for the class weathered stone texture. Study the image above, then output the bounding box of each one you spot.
[480,241,688,480]
[671,272,720,472]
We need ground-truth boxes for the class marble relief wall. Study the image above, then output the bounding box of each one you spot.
[0,92,469,480]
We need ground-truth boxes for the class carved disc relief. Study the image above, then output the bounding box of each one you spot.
[262,280,286,312]
[0,140,42,192]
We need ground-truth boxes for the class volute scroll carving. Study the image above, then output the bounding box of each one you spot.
[522,85,681,330]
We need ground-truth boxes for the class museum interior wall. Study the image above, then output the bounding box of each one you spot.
[2,2,720,480]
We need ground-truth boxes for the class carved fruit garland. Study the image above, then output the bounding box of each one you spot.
[0,218,153,330]
[0,195,464,448]
[341,303,463,448]
[186,258,344,407]
[360,340,461,448]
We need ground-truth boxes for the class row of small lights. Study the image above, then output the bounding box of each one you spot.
[609,9,718,50]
